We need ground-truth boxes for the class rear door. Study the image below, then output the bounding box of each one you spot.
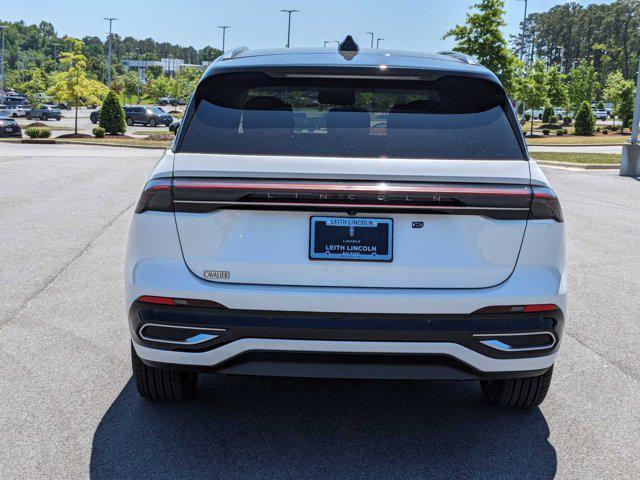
[172,69,530,289]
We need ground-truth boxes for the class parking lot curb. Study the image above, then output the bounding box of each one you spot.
[52,140,168,150]
[534,159,620,170]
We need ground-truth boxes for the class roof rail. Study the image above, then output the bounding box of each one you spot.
[437,50,478,65]
[221,46,249,61]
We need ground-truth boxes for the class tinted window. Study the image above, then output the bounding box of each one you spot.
[179,72,524,160]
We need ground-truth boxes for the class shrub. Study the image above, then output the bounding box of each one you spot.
[555,129,565,136]
[92,127,106,138]
[596,126,601,133]
[542,129,550,135]
[602,129,609,135]
[575,101,596,135]
[549,115,558,124]
[25,127,52,139]
[609,124,619,131]
[524,113,531,121]
[542,106,554,123]
[99,90,126,135]
[597,100,605,110]
[563,116,572,125]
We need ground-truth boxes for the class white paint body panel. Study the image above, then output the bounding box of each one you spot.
[172,154,531,289]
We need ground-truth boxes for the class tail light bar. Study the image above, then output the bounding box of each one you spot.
[135,178,562,222]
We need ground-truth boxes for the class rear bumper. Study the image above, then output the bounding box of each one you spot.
[130,302,562,380]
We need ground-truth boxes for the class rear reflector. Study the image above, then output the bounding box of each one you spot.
[473,304,560,314]
[137,296,226,308]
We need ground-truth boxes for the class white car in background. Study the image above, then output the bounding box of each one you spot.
[7,105,28,118]
[126,41,566,409]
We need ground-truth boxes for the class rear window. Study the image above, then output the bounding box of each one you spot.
[179,72,524,160]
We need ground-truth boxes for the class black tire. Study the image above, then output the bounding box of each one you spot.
[26,113,31,120]
[131,343,198,401]
[149,118,157,127]
[481,365,553,409]
[126,117,134,126]
[42,114,48,121]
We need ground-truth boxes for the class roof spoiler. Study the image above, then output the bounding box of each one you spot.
[221,46,249,61]
[437,50,478,65]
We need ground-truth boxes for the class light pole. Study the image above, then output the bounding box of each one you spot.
[104,17,118,89]
[218,25,230,52]
[620,59,640,176]
[376,38,384,49]
[280,9,299,48]
[51,43,60,70]
[515,0,528,61]
[366,32,374,49]
[0,26,5,92]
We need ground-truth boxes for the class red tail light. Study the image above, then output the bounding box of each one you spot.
[473,304,560,314]
[137,296,226,308]
[529,186,563,222]
[135,179,173,213]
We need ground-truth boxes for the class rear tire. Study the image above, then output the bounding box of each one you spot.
[131,343,198,401]
[480,365,553,409]
[149,119,157,127]
[126,117,134,126]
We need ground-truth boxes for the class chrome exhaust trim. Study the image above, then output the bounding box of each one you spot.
[473,332,557,352]
[139,323,225,346]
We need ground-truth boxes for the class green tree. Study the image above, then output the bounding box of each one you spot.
[99,90,126,135]
[603,71,631,126]
[597,100,606,110]
[443,0,519,90]
[122,71,142,104]
[144,74,174,100]
[574,101,596,135]
[546,66,568,108]
[616,82,635,134]
[15,67,49,105]
[567,60,599,111]
[48,39,108,134]
[514,60,548,134]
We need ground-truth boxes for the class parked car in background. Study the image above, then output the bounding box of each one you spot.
[0,105,10,117]
[593,109,608,120]
[7,105,28,117]
[0,117,22,137]
[524,108,544,119]
[1,95,29,107]
[124,106,173,127]
[157,96,187,106]
[26,105,62,121]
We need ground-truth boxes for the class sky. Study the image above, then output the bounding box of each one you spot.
[1,0,615,53]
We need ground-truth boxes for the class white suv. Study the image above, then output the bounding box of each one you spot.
[126,40,565,408]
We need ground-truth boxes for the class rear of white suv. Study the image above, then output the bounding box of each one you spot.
[126,45,565,408]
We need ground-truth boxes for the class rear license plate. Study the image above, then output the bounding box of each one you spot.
[309,216,393,261]
[5,128,12,132]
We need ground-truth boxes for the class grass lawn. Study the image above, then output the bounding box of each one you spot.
[132,130,170,135]
[526,134,626,145]
[530,152,621,164]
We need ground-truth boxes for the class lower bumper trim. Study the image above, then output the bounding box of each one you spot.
[133,338,556,378]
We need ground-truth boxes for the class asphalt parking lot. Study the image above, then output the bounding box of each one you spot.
[1,143,639,479]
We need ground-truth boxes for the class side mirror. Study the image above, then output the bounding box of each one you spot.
[169,121,181,134]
